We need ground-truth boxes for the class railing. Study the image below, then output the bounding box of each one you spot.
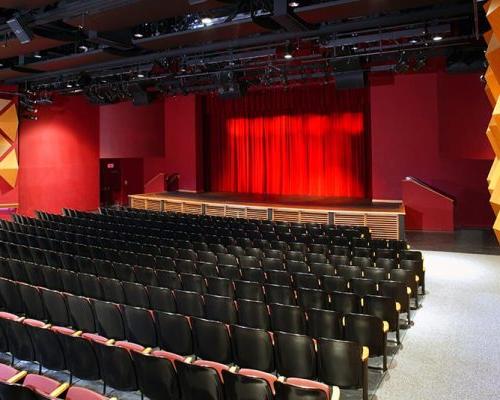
[403,176,455,203]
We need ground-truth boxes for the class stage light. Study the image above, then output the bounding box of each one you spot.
[201,17,213,25]
[289,1,300,7]
[137,73,145,78]
[410,39,418,44]
[78,45,89,52]
[433,35,443,41]
[133,32,144,38]
[66,83,73,88]
[284,52,293,60]
[34,52,42,59]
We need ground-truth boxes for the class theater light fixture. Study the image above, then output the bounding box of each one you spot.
[433,35,443,41]
[201,17,213,26]
[289,1,300,7]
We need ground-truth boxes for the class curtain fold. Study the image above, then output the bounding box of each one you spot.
[204,84,369,198]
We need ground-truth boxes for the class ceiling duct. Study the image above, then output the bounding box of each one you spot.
[253,0,313,32]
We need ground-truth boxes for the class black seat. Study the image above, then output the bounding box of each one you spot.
[378,280,411,326]
[306,308,342,340]
[241,267,266,284]
[222,369,274,400]
[266,270,292,286]
[204,294,237,324]
[293,273,320,289]
[206,277,234,298]
[92,300,126,340]
[362,267,387,283]
[352,257,373,268]
[112,262,136,282]
[321,275,348,293]
[180,273,206,294]
[310,263,335,277]
[40,288,70,326]
[175,259,197,274]
[60,270,82,295]
[330,291,361,314]
[237,299,270,330]
[24,321,67,372]
[364,295,401,344]
[274,378,332,400]
[18,283,45,321]
[235,280,265,302]
[175,360,224,400]
[147,286,176,313]
[66,295,96,332]
[60,334,101,382]
[275,331,317,379]
[94,340,139,394]
[264,284,296,306]
[155,311,193,355]
[123,281,150,308]
[218,265,241,280]
[270,303,306,334]
[157,270,182,290]
[174,290,205,317]
[336,265,362,280]
[100,277,126,304]
[78,273,104,300]
[230,324,275,372]
[297,288,329,311]
[286,260,309,274]
[131,351,180,400]
[344,313,388,371]
[197,262,219,277]
[375,258,397,274]
[262,258,284,271]
[134,267,158,286]
[350,278,378,297]
[192,317,232,364]
[122,305,157,348]
[317,338,368,400]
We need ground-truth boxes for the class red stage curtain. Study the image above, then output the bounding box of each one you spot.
[204,84,369,198]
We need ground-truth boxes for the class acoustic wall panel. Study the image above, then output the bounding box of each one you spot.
[0,101,18,189]
[484,0,500,242]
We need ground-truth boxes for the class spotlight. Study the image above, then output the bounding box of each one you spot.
[137,73,145,78]
[410,39,418,44]
[133,32,144,38]
[33,52,42,59]
[66,83,73,88]
[201,17,213,25]
[289,1,300,7]
[284,52,293,60]
[433,35,443,42]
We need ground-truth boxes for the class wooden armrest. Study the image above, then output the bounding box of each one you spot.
[72,331,83,337]
[407,287,412,295]
[229,365,239,373]
[42,324,51,329]
[330,386,341,400]
[109,398,118,400]
[395,302,401,312]
[361,346,369,362]
[105,339,115,345]
[49,382,70,398]
[341,316,345,326]
[360,298,364,307]
[6,371,27,384]
[423,265,426,272]
[277,376,286,382]
[383,321,389,333]
[415,276,420,283]
[184,356,195,364]
[142,347,153,355]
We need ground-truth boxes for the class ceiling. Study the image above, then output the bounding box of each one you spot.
[0,0,486,99]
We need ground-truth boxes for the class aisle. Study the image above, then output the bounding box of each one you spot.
[373,251,500,400]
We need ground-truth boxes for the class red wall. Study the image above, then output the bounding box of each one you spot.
[100,100,164,159]
[18,95,100,216]
[370,71,492,228]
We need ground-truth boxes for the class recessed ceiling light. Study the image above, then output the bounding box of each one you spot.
[66,83,73,88]
[133,33,144,38]
[284,53,293,60]
[289,1,300,7]
[137,73,145,78]
[433,35,443,42]
[410,39,418,44]
[78,45,89,52]
[34,52,42,59]
[352,46,358,50]
[201,17,213,25]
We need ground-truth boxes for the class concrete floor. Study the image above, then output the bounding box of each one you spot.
[3,250,499,400]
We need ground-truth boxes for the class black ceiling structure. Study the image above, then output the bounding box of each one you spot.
[0,0,488,103]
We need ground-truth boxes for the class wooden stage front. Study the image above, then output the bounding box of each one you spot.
[129,192,405,240]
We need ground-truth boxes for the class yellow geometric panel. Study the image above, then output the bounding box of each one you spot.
[487,0,500,34]
[0,103,18,142]
[486,85,496,108]
[488,158,500,192]
[0,135,11,158]
[492,181,500,215]
[486,67,500,103]
[486,34,500,84]
[494,215,500,242]
[0,99,9,113]
[0,149,18,188]
[485,29,493,45]
[487,126,500,156]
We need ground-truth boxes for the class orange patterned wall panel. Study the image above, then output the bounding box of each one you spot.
[0,101,18,189]
[485,0,500,242]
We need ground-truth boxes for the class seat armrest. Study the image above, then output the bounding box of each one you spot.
[6,371,27,384]
[383,321,389,333]
[72,331,83,337]
[49,382,70,398]
[395,302,401,312]
[277,376,286,382]
[105,339,115,345]
[142,347,153,354]
[407,287,412,295]
[361,346,369,362]
[330,386,341,400]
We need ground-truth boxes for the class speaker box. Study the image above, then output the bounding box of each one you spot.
[7,17,33,44]
[129,84,154,106]
[335,70,365,90]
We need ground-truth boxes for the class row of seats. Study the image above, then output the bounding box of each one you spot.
[0,362,114,399]
[0,259,412,330]
[0,313,346,400]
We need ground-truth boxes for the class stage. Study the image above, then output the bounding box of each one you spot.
[129,192,405,240]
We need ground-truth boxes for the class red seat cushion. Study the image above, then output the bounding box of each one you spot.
[114,341,145,352]
[66,386,108,400]
[152,350,185,365]
[286,378,330,399]
[22,319,45,328]
[0,364,19,382]
[0,312,18,321]
[23,374,61,395]
[50,326,76,336]
[81,333,109,343]
[193,360,229,382]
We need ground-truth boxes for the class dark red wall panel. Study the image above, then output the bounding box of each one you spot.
[100,100,164,159]
[18,95,100,216]
[370,72,492,228]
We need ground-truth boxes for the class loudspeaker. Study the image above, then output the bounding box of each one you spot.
[129,84,154,106]
[7,17,33,44]
[335,70,365,90]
